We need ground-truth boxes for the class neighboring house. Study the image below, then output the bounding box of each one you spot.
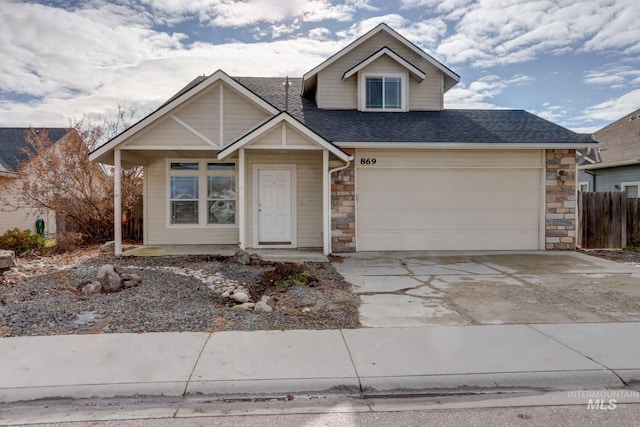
[90,23,595,255]
[578,109,640,196]
[0,128,67,235]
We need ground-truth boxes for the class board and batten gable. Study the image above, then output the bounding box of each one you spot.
[315,30,445,110]
[122,81,270,150]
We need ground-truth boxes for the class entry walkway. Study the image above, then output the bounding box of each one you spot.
[2,322,640,403]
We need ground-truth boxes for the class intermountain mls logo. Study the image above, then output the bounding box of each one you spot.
[568,390,640,410]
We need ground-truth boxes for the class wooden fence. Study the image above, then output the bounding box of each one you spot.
[122,196,143,242]
[578,191,640,249]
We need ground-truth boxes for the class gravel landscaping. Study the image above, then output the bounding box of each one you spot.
[0,249,360,337]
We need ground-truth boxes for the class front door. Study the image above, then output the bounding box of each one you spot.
[258,168,293,244]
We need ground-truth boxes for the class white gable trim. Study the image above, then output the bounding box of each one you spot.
[89,70,278,162]
[302,23,459,92]
[343,47,425,82]
[218,113,349,161]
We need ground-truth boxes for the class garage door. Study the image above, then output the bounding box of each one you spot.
[356,150,543,251]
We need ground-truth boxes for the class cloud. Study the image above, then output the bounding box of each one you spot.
[435,0,639,67]
[584,65,640,89]
[581,89,640,123]
[444,73,532,109]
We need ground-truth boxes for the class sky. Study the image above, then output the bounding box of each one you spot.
[0,0,639,133]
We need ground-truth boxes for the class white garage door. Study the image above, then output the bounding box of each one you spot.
[356,150,543,251]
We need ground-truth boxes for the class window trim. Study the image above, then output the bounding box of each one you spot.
[166,159,238,228]
[621,181,640,198]
[358,72,407,112]
[578,181,590,192]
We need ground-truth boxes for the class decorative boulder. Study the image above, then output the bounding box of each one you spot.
[0,250,16,271]
[233,248,250,265]
[81,281,103,294]
[99,241,115,253]
[97,264,122,292]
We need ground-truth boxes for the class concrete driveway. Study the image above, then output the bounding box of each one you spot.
[332,251,640,328]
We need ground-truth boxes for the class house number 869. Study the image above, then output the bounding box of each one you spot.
[360,158,377,165]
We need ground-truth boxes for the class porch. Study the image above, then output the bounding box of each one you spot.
[122,245,328,262]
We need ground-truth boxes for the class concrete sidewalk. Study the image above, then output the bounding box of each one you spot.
[1,322,639,403]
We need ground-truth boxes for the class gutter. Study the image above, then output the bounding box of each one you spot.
[579,159,640,170]
[335,142,598,150]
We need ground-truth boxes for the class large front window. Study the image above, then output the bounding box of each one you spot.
[365,76,402,110]
[169,161,236,225]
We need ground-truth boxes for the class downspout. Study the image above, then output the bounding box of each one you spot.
[327,155,354,255]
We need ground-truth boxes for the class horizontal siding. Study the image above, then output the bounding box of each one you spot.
[591,165,640,192]
[145,158,239,245]
[223,86,270,145]
[577,170,594,191]
[317,31,444,110]
[0,178,56,235]
[250,125,281,147]
[355,149,543,168]
[247,152,322,248]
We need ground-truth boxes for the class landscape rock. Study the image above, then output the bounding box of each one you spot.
[99,241,115,253]
[231,302,255,312]
[122,280,138,289]
[121,273,142,283]
[81,281,102,294]
[3,268,26,281]
[254,295,273,313]
[233,248,250,265]
[0,250,16,271]
[97,264,122,293]
[231,291,250,303]
[249,253,263,266]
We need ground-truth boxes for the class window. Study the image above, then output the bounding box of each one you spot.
[622,182,640,198]
[361,74,405,111]
[207,163,236,224]
[168,160,236,226]
[578,182,590,192]
[170,163,199,224]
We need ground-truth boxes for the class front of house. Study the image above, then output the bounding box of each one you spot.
[90,24,595,256]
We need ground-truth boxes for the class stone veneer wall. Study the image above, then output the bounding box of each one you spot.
[331,149,356,252]
[545,149,576,250]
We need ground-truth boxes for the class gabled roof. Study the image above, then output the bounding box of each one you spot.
[0,128,68,173]
[581,108,640,170]
[89,70,279,164]
[302,23,460,96]
[342,47,425,82]
[238,78,595,147]
[218,111,350,161]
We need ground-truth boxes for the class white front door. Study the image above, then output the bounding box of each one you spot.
[258,168,292,244]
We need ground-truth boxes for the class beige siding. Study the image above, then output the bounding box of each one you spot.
[174,84,220,145]
[144,158,239,245]
[246,152,323,248]
[124,117,212,148]
[355,149,543,168]
[250,124,319,148]
[317,31,444,110]
[223,86,270,145]
[0,177,56,236]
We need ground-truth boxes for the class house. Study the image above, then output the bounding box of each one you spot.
[89,23,595,256]
[0,128,67,235]
[578,109,640,196]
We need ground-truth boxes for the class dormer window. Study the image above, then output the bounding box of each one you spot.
[360,73,406,111]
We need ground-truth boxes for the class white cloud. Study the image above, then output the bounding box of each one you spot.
[584,65,640,89]
[444,73,532,109]
[581,89,640,123]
